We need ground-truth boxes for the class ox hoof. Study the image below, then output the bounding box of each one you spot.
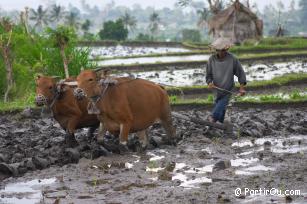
[163,138,177,146]
[65,137,79,148]
[118,144,129,154]
[96,137,104,145]
[134,141,146,153]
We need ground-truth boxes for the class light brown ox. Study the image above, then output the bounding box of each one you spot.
[35,75,100,147]
[76,70,176,150]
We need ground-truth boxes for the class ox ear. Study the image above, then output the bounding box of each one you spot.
[100,69,111,79]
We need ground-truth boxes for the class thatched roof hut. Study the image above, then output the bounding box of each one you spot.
[208,0,263,44]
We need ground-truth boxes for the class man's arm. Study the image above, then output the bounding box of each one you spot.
[234,58,247,95]
[206,58,213,87]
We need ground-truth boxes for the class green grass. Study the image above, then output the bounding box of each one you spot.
[171,91,307,105]
[183,37,307,51]
[0,94,35,112]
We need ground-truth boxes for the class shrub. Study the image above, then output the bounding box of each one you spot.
[98,19,128,41]
[181,29,201,42]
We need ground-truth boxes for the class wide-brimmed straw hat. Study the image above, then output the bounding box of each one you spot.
[209,38,233,50]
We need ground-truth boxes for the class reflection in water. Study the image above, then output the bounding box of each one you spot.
[97,55,210,66]
[0,178,56,204]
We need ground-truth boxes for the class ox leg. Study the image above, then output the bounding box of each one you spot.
[66,118,79,147]
[87,124,99,140]
[97,122,106,144]
[161,110,177,146]
[65,132,78,147]
[136,130,149,152]
[118,123,131,153]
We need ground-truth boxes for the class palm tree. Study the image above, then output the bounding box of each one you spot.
[50,4,65,24]
[30,5,49,31]
[81,19,91,33]
[48,26,75,78]
[121,12,137,33]
[197,8,210,30]
[148,11,160,39]
[65,12,80,30]
[178,0,225,14]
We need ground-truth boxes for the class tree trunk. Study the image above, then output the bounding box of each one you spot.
[2,46,13,102]
[60,45,69,78]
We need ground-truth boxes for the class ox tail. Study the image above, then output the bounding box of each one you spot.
[160,97,177,145]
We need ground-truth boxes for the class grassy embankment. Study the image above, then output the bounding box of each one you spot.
[170,90,307,105]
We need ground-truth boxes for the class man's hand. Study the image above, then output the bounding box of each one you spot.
[208,83,215,89]
[238,84,246,96]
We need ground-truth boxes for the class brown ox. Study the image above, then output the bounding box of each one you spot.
[76,70,176,150]
[35,75,100,147]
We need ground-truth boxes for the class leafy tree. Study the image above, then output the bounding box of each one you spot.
[299,0,307,30]
[121,12,137,33]
[181,29,201,42]
[65,12,80,30]
[178,0,226,14]
[98,19,128,41]
[30,5,49,31]
[47,26,77,78]
[50,4,65,24]
[136,33,151,41]
[148,12,160,39]
[81,19,91,33]
[19,7,30,35]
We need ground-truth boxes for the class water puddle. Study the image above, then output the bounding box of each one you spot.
[0,178,56,204]
[236,165,275,175]
[233,135,307,154]
[246,62,307,81]
[146,167,165,172]
[125,162,134,169]
[184,165,214,174]
[149,155,165,161]
[172,173,212,188]
[231,158,259,167]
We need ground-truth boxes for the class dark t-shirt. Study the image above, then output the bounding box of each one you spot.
[206,52,246,98]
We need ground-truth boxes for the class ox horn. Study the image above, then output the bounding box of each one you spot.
[94,67,103,72]
[51,76,61,79]
[64,81,78,86]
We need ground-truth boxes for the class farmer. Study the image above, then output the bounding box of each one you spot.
[206,38,247,123]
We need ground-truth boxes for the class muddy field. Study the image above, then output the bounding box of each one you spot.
[0,105,307,204]
[116,61,307,87]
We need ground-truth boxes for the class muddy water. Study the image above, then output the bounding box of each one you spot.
[97,54,210,66]
[115,61,307,86]
[1,107,307,203]
[88,46,190,59]
[0,178,56,204]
